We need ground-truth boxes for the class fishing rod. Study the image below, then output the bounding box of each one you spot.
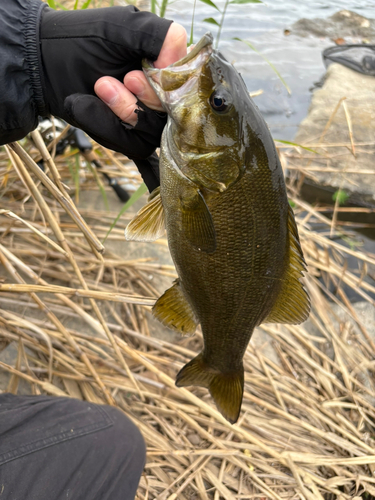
[34,118,130,203]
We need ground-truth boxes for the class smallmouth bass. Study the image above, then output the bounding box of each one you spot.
[125,33,310,424]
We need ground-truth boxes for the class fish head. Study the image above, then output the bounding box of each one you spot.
[143,33,253,193]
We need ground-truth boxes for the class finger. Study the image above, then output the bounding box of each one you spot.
[94,77,138,126]
[154,22,187,69]
[124,71,164,111]
[124,23,188,111]
[64,94,166,159]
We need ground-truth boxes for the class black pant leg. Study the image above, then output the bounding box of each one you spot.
[0,394,145,500]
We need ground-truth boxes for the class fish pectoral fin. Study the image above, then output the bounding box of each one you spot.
[152,280,198,335]
[264,205,310,325]
[176,354,244,424]
[125,187,165,242]
[180,189,216,253]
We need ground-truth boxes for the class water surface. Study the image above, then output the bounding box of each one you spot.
[167,0,374,140]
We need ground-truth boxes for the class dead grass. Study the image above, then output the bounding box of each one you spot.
[0,120,374,500]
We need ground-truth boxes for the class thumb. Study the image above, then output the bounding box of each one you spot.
[154,23,187,69]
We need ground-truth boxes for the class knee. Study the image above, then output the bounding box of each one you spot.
[86,405,146,498]
[100,406,146,470]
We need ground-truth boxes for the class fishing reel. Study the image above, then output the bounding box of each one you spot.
[33,117,130,203]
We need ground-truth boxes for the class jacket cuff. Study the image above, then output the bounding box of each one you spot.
[24,0,49,117]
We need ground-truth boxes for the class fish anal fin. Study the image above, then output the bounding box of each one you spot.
[176,354,244,424]
[125,187,165,242]
[265,205,310,325]
[152,280,198,335]
[180,190,216,253]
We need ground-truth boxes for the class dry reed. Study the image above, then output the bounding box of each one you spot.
[1,123,374,500]
[0,28,375,496]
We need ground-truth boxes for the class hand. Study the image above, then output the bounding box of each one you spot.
[94,22,187,125]
[39,6,187,191]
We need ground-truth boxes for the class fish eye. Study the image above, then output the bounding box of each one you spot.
[209,90,232,113]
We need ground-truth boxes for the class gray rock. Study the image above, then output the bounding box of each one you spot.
[0,187,177,394]
[293,62,375,204]
[186,433,201,446]
[253,301,375,406]
[0,343,33,395]
[305,301,375,405]
[291,10,375,42]
[76,189,178,343]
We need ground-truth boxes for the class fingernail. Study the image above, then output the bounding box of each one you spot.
[97,82,119,106]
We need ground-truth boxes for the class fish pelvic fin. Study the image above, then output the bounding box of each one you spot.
[153,280,198,335]
[125,187,165,242]
[176,354,244,424]
[265,205,310,325]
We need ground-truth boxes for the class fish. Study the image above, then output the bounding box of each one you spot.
[125,33,310,424]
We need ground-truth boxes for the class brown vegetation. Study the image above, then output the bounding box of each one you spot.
[0,120,374,499]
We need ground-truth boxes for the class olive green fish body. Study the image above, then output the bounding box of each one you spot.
[125,33,310,423]
[160,130,288,372]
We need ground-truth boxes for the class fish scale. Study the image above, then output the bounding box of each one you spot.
[125,32,310,423]
[171,174,287,351]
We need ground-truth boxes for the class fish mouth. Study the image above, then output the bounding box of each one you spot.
[142,32,213,99]
[168,32,213,69]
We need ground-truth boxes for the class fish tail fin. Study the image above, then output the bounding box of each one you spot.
[176,354,244,424]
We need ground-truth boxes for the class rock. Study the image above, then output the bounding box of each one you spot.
[76,189,177,343]
[0,343,33,395]
[253,302,375,406]
[293,62,375,206]
[186,433,201,446]
[290,10,375,42]
[304,301,375,405]
[301,301,375,341]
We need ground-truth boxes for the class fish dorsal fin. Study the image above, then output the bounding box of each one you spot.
[125,187,165,242]
[153,280,198,335]
[176,353,244,424]
[264,205,310,325]
[180,189,216,253]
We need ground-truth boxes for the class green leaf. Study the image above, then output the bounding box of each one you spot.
[274,139,318,154]
[230,0,262,3]
[47,0,56,7]
[73,0,79,8]
[189,0,198,46]
[81,0,93,9]
[55,2,68,9]
[203,17,220,27]
[67,153,80,204]
[342,235,363,251]
[103,183,148,243]
[198,0,220,12]
[86,162,109,212]
[67,160,75,190]
[288,199,296,208]
[233,37,291,95]
[332,189,350,206]
[74,154,80,203]
[159,0,169,17]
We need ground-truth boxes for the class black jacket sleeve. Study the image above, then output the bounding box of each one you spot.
[0,1,172,152]
[0,0,47,145]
